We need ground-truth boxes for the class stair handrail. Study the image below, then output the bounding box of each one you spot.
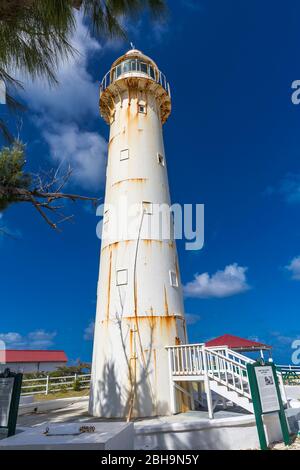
[224,349,287,405]
[166,343,205,376]
[206,346,255,365]
[204,346,251,399]
[205,347,287,405]
[166,343,205,349]
[166,343,287,406]
[205,347,250,370]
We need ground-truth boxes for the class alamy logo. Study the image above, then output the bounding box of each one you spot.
[291,339,300,365]
[96,199,204,251]
[0,79,6,104]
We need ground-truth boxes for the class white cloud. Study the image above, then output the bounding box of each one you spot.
[181,0,205,12]
[266,173,300,204]
[248,335,261,343]
[0,212,22,241]
[269,331,300,346]
[18,11,108,190]
[27,330,57,349]
[20,11,100,122]
[44,123,106,190]
[0,332,26,348]
[184,263,250,298]
[84,321,94,341]
[0,330,56,349]
[185,313,201,325]
[280,174,300,204]
[285,256,300,280]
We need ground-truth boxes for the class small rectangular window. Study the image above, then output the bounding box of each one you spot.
[103,211,109,235]
[116,269,128,286]
[120,149,129,161]
[142,201,153,215]
[149,66,155,80]
[130,60,137,71]
[123,60,130,73]
[139,104,147,114]
[140,62,148,74]
[110,112,115,124]
[169,270,178,287]
[157,153,164,166]
[103,209,109,224]
[116,64,122,78]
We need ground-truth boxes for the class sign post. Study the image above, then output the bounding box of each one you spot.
[0,368,23,437]
[246,360,290,450]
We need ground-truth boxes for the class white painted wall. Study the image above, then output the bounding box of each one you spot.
[285,385,300,400]
[135,410,300,450]
[0,361,65,373]
[0,422,134,450]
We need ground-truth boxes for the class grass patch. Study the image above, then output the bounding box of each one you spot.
[33,389,89,401]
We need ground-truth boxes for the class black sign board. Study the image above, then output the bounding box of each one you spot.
[0,368,22,437]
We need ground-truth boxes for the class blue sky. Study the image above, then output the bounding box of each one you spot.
[1,0,300,364]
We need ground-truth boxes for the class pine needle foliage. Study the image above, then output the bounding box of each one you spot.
[0,0,166,141]
[0,141,31,210]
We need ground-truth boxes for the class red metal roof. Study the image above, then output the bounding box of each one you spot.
[4,350,68,363]
[206,334,271,351]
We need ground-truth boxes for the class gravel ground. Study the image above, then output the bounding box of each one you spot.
[271,435,300,450]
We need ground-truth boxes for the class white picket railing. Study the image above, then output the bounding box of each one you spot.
[278,365,300,375]
[277,365,300,385]
[168,343,204,376]
[166,343,288,415]
[21,373,91,396]
[205,347,251,398]
[100,59,170,97]
[166,344,252,398]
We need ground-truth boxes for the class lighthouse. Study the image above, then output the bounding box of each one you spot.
[89,49,188,418]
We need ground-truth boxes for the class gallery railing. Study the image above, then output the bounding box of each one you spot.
[100,58,171,97]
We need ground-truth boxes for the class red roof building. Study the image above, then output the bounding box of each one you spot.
[206,334,271,353]
[0,350,68,373]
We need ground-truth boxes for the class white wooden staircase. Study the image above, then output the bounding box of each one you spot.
[166,344,287,418]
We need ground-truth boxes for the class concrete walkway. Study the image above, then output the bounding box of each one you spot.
[17,397,246,428]
[12,398,300,450]
[17,398,91,427]
[17,383,300,429]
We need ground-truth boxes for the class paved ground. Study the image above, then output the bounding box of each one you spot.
[10,400,300,450]
[17,398,92,428]
[285,385,300,401]
[15,384,300,430]
[17,399,247,428]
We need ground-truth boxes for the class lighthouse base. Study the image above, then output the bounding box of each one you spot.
[89,312,190,419]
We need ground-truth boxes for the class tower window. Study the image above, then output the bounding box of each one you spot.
[110,111,115,124]
[149,65,155,80]
[142,201,153,215]
[169,270,178,287]
[140,62,148,74]
[120,149,129,161]
[157,153,164,166]
[115,64,122,78]
[116,269,128,286]
[138,103,146,114]
[130,60,137,71]
[103,209,109,224]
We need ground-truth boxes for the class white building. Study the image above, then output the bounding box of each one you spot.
[89,49,189,419]
[0,350,68,373]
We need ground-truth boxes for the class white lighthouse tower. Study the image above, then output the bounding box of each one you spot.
[89,48,188,418]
